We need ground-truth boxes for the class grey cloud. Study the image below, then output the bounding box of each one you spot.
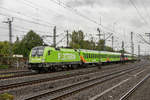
[0,0,3,6]
[66,0,150,9]
[66,0,102,8]
[130,17,146,28]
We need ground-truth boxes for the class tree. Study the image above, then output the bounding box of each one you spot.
[70,30,85,49]
[96,39,105,50]
[0,41,10,56]
[69,30,114,52]
[105,46,113,52]
[14,30,44,57]
[13,36,20,55]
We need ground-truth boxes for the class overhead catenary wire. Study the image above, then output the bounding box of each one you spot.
[21,0,68,30]
[2,0,124,42]
[137,33,150,45]
[13,25,50,34]
[1,0,147,54]
[50,0,119,33]
[0,6,56,28]
[129,0,149,25]
[0,26,45,39]
[139,0,150,22]
[0,13,52,28]
[0,24,49,35]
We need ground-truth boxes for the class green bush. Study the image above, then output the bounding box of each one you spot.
[0,65,9,69]
[0,93,14,100]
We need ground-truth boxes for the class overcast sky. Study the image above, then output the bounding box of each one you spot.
[0,0,150,55]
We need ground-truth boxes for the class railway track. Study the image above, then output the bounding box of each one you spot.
[0,68,101,91]
[0,71,37,80]
[0,63,121,80]
[0,62,142,80]
[0,70,29,75]
[119,73,150,100]
[24,66,140,100]
[1,63,135,92]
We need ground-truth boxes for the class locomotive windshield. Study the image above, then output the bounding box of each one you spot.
[31,47,44,57]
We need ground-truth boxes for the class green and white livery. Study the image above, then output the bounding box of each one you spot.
[28,46,136,72]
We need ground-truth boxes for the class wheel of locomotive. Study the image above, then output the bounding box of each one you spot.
[36,68,41,73]
[43,67,49,73]
[51,66,57,72]
[47,67,52,72]
[56,65,63,71]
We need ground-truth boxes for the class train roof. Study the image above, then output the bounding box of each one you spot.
[33,46,135,56]
[78,49,121,55]
[44,47,75,52]
[59,48,75,52]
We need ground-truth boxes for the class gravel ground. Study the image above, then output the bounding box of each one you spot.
[0,62,141,99]
[0,61,148,100]
[0,67,28,73]
[33,67,143,100]
[16,62,147,100]
[0,62,142,86]
[0,63,132,86]
[0,67,99,86]
[0,64,134,99]
[93,67,150,100]
[64,62,150,100]
[126,74,150,100]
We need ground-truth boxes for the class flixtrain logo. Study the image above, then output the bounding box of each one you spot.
[58,53,76,60]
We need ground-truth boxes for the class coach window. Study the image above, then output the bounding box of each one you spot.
[48,50,50,55]
[102,55,104,58]
[103,55,105,58]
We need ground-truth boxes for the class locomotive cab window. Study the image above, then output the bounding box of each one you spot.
[31,50,36,56]
[48,50,50,55]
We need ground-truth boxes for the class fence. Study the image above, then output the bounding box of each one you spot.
[0,56,28,69]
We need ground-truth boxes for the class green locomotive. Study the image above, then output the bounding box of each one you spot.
[28,46,134,72]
